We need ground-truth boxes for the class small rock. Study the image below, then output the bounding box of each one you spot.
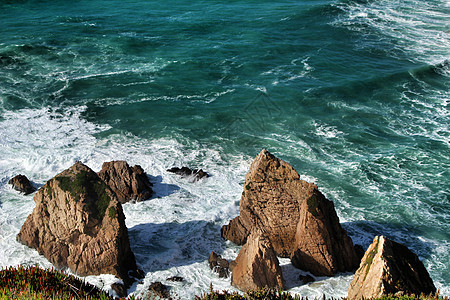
[98,161,153,203]
[299,274,315,284]
[111,282,127,298]
[148,282,170,298]
[167,167,209,181]
[166,276,184,282]
[208,251,230,278]
[8,174,36,195]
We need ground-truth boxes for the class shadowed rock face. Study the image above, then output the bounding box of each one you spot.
[348,236,436,300]
[17,162,140,284]
[231,232,284,292]
[290,189,360,276]
[8,174,36,195]
[98,161,153,203]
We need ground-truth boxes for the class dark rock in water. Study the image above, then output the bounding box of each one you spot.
[348,236,436,300]
[167,167,209,181]
[111,282,127,298]
[130,269,146,279]
[148,282,170,298]
[8,174,36,195]
[17,162,141,286]
[354,244,365,261]
[167,276,184,282]
[98,161,153,203]
[299,274,315,284]
[208,251,230,278]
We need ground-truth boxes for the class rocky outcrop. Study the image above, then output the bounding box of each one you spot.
[167,167,209,181]
[222,149,315,257]
[348,236,436,300]
[17,162,141,284]
[290,189,360,276]
[148,282,170,299]
[209,251,230,278]
[98,161,153,203]
[8,174,36,195]
[231,232,284,292]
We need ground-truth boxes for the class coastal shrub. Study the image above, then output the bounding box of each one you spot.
[0,265,115,299]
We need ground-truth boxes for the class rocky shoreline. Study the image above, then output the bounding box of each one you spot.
[9,150,437,299]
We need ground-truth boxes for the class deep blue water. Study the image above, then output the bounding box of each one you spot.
[0,0,449,298]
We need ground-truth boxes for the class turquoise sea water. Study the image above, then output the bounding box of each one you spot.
[0,0,449,298]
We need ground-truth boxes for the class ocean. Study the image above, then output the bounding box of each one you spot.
[0,0,448,298]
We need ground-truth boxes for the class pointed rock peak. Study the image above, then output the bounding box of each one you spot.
[348,236,436,300]
[291,189,360,276]
[231,232,285,292]
[249,149,300,183]
[222,149,317,257]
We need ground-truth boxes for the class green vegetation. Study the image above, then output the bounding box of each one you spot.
[0,265,119,299]
[364,236,380,280]
[1,266,447,300]
[306,193,320,217]
[245,181,252,190]
[195,287,308,300]
[55,170,111,220]
[108,207,117,219]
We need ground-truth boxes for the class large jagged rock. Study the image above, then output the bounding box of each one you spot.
[290,189,360,276]
[98,161,153,203]
[8,174,36,195]
[17,162,140,284]
[222,149,315,257]
[348,236,436,300]
[231,232,284,292]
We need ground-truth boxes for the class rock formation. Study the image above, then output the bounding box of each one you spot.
[17,162,141,284]
[98,161,153,203]
[167,167,209,181]
[221,149,360,278]
[347,236,436,300]
[222,149,314,257]
[8,174,36,195]
[231,232,284,292]
[290,189,360,276]
[209,251,230,278]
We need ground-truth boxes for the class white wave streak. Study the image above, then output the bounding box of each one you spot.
[333,0,450,65]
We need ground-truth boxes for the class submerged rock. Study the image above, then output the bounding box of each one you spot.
[17,162,141,285]
[167,167,209,181]
[8,174,36,195]
[347,236,436,300]
[231,232,284,292]
[290,189,360,276]
[208,251,230,278]
[98,161,153,203]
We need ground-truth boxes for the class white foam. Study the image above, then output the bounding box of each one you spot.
[333,0,450,66]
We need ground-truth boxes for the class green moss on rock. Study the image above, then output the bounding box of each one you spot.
[55,169,111,220]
